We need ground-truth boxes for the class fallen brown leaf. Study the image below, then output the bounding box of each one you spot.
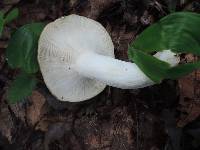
[26,91,46,126]
[0,96,13,142]
[177,54,200,127]
[36,114,69,132]
[108,25,135,61]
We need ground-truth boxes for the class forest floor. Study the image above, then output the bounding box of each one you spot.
[0,0,200,150]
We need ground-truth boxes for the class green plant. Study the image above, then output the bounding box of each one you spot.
[7,73,37,103]
[6,23,45,103]
[0,8,19,36]
[128,12,200,83]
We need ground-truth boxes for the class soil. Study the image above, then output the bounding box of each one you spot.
[0,0,200,150]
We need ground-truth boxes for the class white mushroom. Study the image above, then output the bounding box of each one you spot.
[38,14,180,102]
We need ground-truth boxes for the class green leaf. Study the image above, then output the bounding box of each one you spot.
[166,61,200,79]
[6,23,45,73]
[4,8,19,24]
[129,48,200,81]
[128,12,200,82]
[128,48,170,83]
[132,12,200,55]
[7,73,37,104]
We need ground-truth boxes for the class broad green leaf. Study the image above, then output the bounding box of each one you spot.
[131,12,200,55]
[4,8,19,24]
[129,12,200,82]
[7,73,37,104]
[6,23,45,73]
[128,48,170,83]
[129,48,200,82]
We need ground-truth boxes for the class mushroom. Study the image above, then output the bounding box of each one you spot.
[38,14,180,102]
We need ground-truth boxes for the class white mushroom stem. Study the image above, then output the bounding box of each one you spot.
[73,50,180,89]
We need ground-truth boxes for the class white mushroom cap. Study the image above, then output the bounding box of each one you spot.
[38,14,180,102]
[38,14,114,102]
